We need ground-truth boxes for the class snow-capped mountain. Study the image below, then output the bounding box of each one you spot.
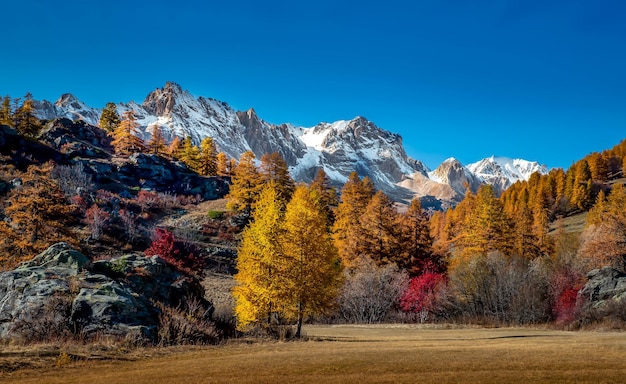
[467,156,549,193]
[32,82,548,207]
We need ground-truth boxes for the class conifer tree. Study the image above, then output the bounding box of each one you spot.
[226,151,263,212]
[398,198,435,275]
[233,184,284,330]
[0,95,12,126]
[111,111,144,155]
[310,169,339,229]
[358,190,400,266]
[332,172,375,268]
[179,136,200,171]
[15,93,41,137]
[571,159,593,210]
[259,152,295,206]
[147,124,166,155]
[0,165,78,268]
[280,185,343,337]
[99,102,121,132]
[168,136,183,159]
[457,185,513,258]
[198,137,218,176]
[216,152,232,176]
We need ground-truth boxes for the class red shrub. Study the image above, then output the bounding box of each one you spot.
[549,268,584,324]
[400,272,446,314]
[85,204,110,240]
[146,228,205,275]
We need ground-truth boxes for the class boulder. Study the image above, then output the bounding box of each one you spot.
[579,266,626,309]
[0,243,212,342]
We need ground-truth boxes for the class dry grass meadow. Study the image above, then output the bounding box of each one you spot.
[2,325,626,383]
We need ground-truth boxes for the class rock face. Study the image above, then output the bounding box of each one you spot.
[0,243,211,341]
[579,267,626,308]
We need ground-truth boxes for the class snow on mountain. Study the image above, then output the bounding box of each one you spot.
[34,94,101,125]
[32,82,548,207]
[467,156,549,193]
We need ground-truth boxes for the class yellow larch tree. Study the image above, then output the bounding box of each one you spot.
[197,137,218,176]
[280,185,343,337]
[332,172,374,268]
[232,184,285,330]
[226,151,263,212]
[111,111,145,155]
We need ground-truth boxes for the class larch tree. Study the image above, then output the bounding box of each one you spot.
[0,95,12,126]
[579,184,626,272]
[179,136,200,171]
[147,124,166,155]
[357,190,400,266]
[99,102,121,132]
[197,137,218,176]
[232,184,285,330]
[14,93,41,137]
[310,169,339,230]
[226,151,263,212]
[259,152,295,206]
[332,172,375,268]
[111,111,144,155]
[216,152,233,176]
[280,185,343,337]
[397,198,436,275]
[0,165,78,269]
[168,136,183,159]
[456,185,514,259]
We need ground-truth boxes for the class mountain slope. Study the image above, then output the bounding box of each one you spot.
[33,82,547,206]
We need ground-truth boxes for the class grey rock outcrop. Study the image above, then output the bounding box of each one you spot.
[579,266,626,309]
[0,243,211,341]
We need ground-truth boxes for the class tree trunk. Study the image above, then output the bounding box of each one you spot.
[295,302,303,338]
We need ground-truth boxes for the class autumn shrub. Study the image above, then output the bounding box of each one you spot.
[400,272,447,323]
[9,292,75,343]
[118,209,139,243]
[85,204,110,241]
[548,267,585,324]
[446,252,549,325]
[336,259,409,323]
[157,297,219,346]
[145,228,205,275]
[50,162,93,198]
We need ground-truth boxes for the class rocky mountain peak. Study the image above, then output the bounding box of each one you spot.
[430,158,482,195]
[142,82,187,116]
[55,93,82,109]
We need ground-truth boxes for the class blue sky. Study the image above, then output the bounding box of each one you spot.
[2,1,625,170]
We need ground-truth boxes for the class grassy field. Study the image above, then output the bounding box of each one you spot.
[2,325,626,383]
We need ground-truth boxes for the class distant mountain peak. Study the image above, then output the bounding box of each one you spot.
[32,83,550,208]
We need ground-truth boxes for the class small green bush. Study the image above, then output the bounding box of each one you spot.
[208,210,224,220]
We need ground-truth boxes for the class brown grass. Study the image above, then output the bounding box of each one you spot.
[2,325,626,383]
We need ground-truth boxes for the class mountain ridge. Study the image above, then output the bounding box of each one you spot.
[32,82,548,207]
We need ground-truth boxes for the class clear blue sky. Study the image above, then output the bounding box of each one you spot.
[2,1,625,170]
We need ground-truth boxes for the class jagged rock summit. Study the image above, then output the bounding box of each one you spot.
[33,82,548,206]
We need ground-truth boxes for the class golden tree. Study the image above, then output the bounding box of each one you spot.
[280,185,343,337]
[197,137,218,176]
[310,169,339,229]
[397,198,435,275]
[168,136,183,159]
[216,152,232,176]
[232,184,285,330]
[147,124,166,155]
[0,165,78,269]
[111,111,144,155]
[332,172,374,268]
[579,184,626,271]
[357,190,400,266]
[226,151,263,212]
[259,152,295,206]
[179,136,200,171]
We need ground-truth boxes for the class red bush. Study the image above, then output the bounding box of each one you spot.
[146,228,204,275]
[400,272,446,314]
[549,268,584,324]
[85,204,110,240]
